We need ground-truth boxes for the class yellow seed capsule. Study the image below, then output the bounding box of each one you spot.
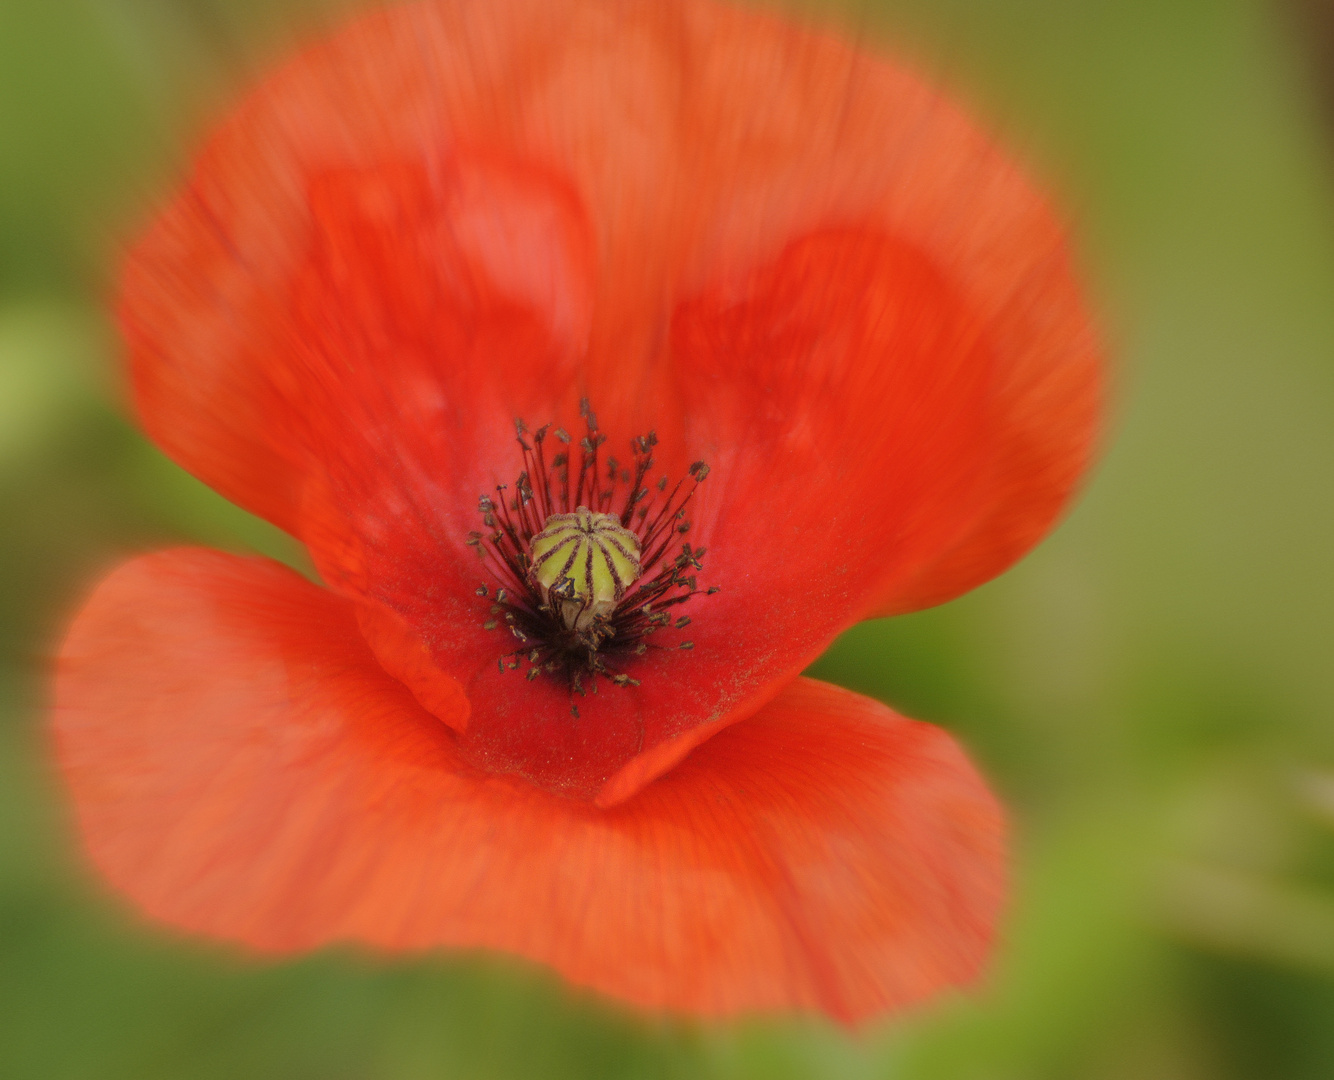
[529,506,641,631]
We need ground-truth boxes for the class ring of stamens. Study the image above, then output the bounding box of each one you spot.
[468,399,715,705]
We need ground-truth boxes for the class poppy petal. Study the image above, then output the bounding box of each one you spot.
[671,227,998,678]
[122,139,598,539]
[659,5,1104,614]
[55,548,1004,1022]
[675,225,1101,623]
[117,0,691,540]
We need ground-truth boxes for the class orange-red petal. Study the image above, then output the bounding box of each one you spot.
[54,549,1004,1021]
[666,5,1105,616]
[675,225,1101,623]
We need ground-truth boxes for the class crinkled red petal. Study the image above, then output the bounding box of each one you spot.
[54,549,1004,1022]
[676,224,1102,623]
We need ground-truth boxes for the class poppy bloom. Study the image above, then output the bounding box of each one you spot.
[53,0,1102,1023]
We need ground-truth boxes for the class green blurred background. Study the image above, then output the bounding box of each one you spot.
[4,0,1334,1076]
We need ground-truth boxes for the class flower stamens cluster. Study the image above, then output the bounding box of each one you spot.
[468,400,714,703]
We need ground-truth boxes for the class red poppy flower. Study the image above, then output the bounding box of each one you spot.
[53,0,1102,1023]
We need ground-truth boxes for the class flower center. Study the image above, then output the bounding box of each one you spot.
[468,400,713,704]
[530,507,641,632]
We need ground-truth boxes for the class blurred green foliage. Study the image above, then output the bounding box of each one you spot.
[3,0,1334,1077]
